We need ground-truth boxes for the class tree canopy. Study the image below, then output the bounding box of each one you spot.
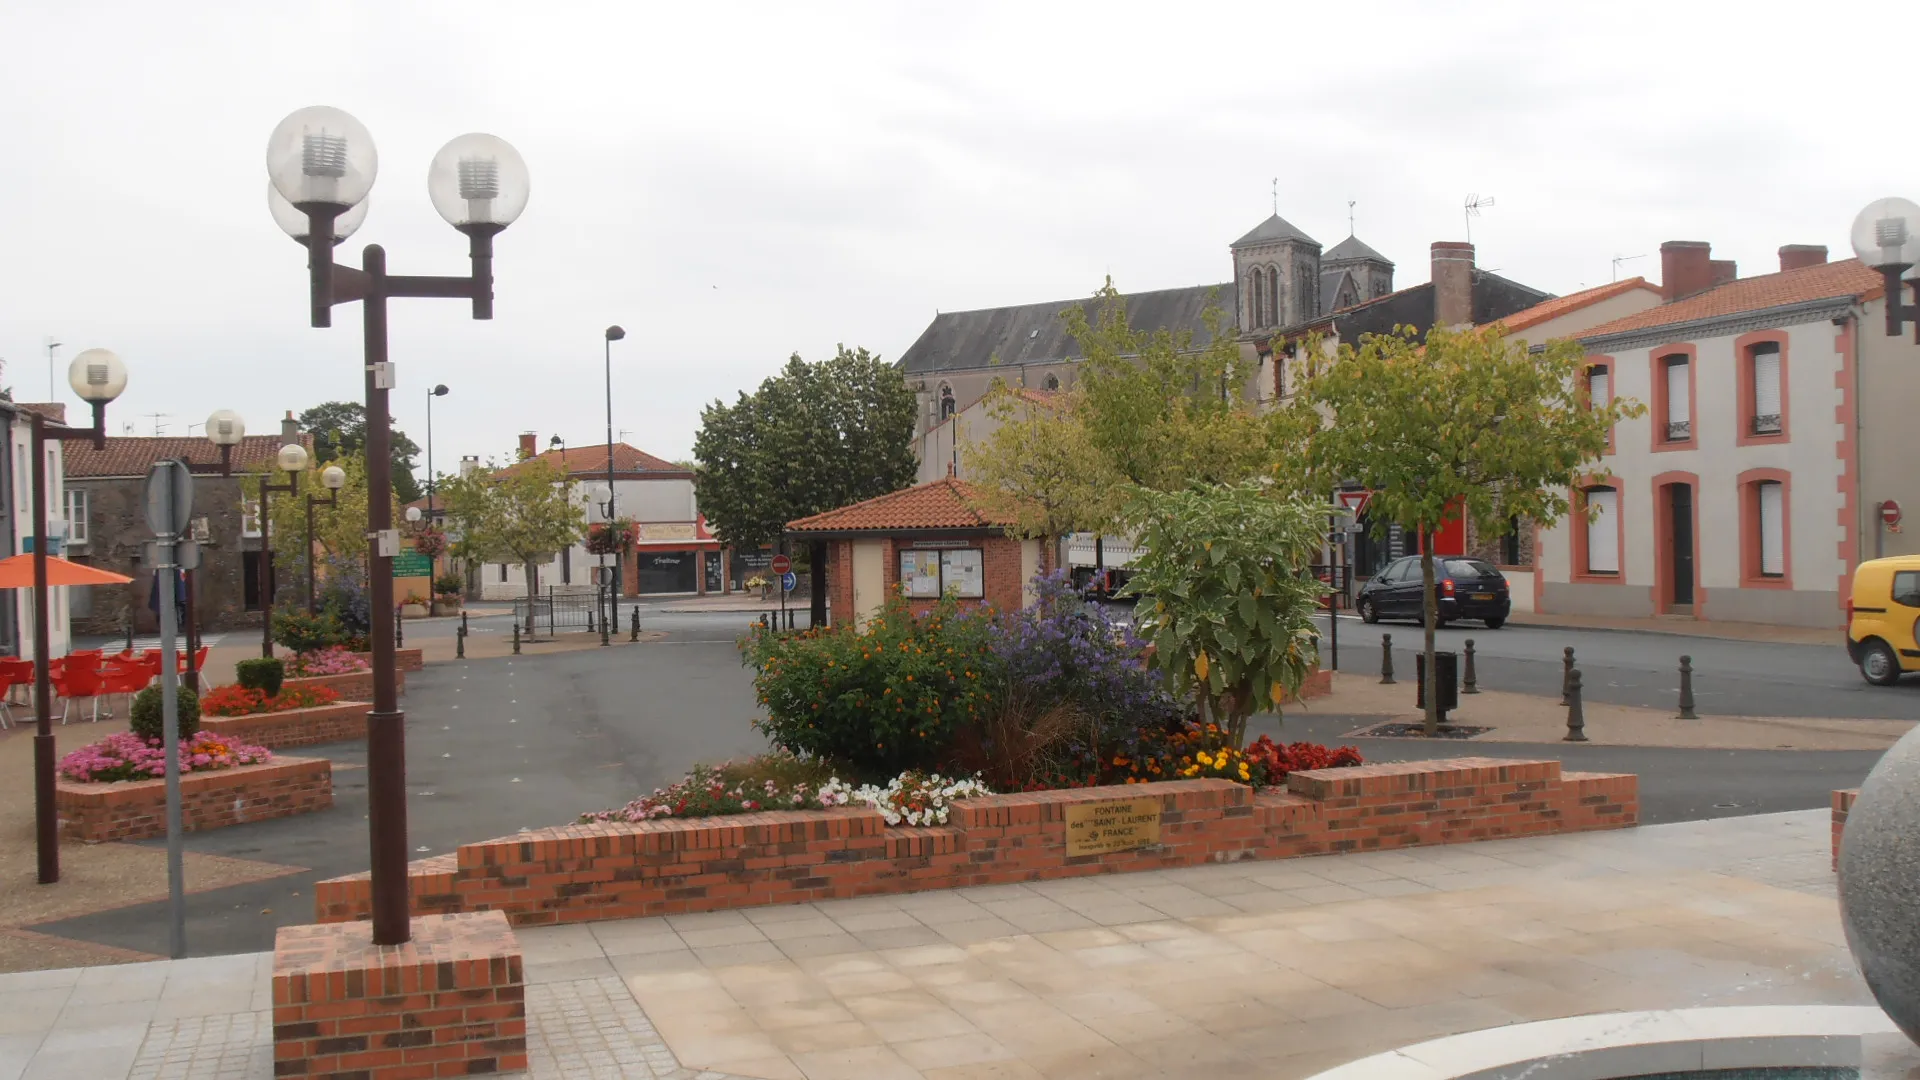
[693,345,916,551]
[261,451,392,582]
[1297,322,1644,730]
[962,385,1123,547]
[298,401,425,504]
[438,455,585,625]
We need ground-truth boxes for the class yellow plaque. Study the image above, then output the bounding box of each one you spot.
[1064,796,1162,857]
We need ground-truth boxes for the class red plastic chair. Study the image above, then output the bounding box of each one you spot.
[51,663,105,724]
[0,658,33,729]
[98,660,151,720]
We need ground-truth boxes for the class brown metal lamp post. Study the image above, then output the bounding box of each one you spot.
[31,348,127,885]
[188,409,249,688]
[256,443,309,658]
[267,106,528,946]
[305,465,346,615]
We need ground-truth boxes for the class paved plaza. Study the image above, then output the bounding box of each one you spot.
[4,808,1918,1079]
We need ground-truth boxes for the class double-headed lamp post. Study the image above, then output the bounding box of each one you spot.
[1851,198,1920,339]
[306,465,347,614]
[257,443,310,658]
[267,105,527,946]
[425,384,448,518]
[603,325,624,642]
[32,349,128,885]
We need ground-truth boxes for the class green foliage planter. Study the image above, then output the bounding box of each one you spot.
[130,685,200,743]
[235,657,285,697]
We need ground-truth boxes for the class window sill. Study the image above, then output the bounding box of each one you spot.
[1651,439,1698,453]
[1740,574,1793,590]
[1571,571,1623,584]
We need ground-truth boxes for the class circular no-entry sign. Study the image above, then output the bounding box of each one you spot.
[1883,501,1903,528]
[770,554,792,575]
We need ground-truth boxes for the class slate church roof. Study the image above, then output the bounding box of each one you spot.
[1325,235,1391,264]
[897,284,1232,376]
[1231,214,1318,249]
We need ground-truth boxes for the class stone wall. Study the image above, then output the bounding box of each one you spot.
[314,757,1636,927]
[200,701,370,749]
[58,756,332,843]
[71,474,263,636]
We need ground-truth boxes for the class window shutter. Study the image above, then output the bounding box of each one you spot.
[1752,347,1782,426]
[1666,359,1690,427]
[1588,367,1610,407]
[1586,488,1619,573]
[1759,482,1785,576]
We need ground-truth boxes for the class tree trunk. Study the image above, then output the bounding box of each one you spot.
[1420,531,1439,736]
[523,560,539,634]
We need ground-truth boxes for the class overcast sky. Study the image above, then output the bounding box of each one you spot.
[2,1,1911,478]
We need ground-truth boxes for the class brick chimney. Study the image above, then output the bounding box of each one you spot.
[1779,244,1828,272]
[459,454,480,477]
[1660,241,1714,300]
[281,410,301,444]
[1431,241,1475,328]
[1710,259,1737,287]
[518,432,537,459]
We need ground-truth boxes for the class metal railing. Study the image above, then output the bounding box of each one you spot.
[511,586,614,636]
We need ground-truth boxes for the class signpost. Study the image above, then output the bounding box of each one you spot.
[143,459,195,959]
[769,554,792,575]
[771,555,795,627]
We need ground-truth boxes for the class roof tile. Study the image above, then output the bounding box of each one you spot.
[787,478,1012,533]
[1495,277,1658,335]
[66,435,308,478]
[503,443,689,478]
[1578,259,1883,339]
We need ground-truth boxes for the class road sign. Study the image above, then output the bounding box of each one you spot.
[770,554,792,575]
[1335,490,1372,519]
[781,571,797,593]
[1883,500,1903,528]
[143,459,195,537]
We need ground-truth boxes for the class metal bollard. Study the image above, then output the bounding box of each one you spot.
[512,621,521,655]
[1563,668,1587,741]
[1561,646,1575,705]
[587,608,595,633]
[629,607,639,642]
[461,611,469,637]
[125,619,135,652]
[1463,638,1479,694]
[1677,655,1698,719]
[600,602,610,647]
[455,625,466,659]
[1380,634,1395,684]
[396,608,404,649]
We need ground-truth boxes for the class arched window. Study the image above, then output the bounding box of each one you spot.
[1266,265,1280,328]
[939,384,955,420]
[1247,268,1265,328]
[1043,374,1060,392]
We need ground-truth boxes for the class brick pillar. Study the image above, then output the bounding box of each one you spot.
[1430,242,1475,328]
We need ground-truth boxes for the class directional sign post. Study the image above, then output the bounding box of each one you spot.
[143,459,195,960]
[770,555,793,629]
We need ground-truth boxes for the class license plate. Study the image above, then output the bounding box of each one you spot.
[1472,593,1493,601]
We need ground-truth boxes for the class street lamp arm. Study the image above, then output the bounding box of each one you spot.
[38,402,111,451]
[303,217,498,328]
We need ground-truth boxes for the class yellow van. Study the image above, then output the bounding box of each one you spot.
[1846,554,1920,685]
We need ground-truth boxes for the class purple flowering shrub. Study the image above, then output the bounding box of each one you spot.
[286,646,370,677]
[59,731,272,784]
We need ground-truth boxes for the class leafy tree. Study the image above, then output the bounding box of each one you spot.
[963,384,1123,556]
[438,454,585,630]
[261,452,389,587]
[1123,482,1325,748]
[693,345,916,551]
[1300,323,1645,733]
[298,401,424,504]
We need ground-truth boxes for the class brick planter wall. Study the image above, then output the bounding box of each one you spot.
[352,648,424,672]
[1833,788,1859,871]
[281,669,401,700]
[315,756,1635,926]
[59,756,332,843]
[273,910,526,1080]
[200,702,370,749]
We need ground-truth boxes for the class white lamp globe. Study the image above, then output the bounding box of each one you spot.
[268,181,369,242]
[277,443,310,473]
[206,409,245,446]
[321,465,346,490]
[426,133,530,229]
[67,349,127,403]
[1850,197,1920,270]
[266,106,378,209]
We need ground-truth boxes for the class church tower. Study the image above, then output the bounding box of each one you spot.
[1231,214,1321,331]
[1322,234,1395,313]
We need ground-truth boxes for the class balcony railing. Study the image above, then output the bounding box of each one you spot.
[1664,419,1691,442]
[1751,413,1782,436]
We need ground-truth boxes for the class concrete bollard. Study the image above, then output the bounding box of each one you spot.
[511,622,521,655]
[1463,638,1479,694]
[1561,646,1575,705]
[1564,668,1587,742]
[1380,634,1395,684]
[1677,654,1698,719]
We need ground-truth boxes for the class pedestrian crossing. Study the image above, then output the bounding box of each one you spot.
[120,633,226,650]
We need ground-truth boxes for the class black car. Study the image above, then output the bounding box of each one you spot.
[1354,556,1510,629]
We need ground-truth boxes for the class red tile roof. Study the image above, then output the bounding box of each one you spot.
[1578,259,1884,339]
[66,434,310,478]
[502,443,689,479]
[16,403,66,423]
[1496,277,1658,335]
[787,478,1013,533]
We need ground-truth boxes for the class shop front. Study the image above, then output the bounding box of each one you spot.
[627,520,723,596]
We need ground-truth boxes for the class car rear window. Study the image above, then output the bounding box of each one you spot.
[1444,560,1500,578]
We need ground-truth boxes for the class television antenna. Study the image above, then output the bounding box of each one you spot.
[1463,194,1495,243]
[141,412,171,436]
[1611,253,1648,282]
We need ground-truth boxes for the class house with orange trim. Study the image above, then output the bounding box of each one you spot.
[1534,242,1920,629]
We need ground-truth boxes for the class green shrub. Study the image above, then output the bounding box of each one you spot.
[234,657,284,697]
[743,595,1002,781]
[130,685,200,743]
[272,607,346,653]
[432,572,464,597]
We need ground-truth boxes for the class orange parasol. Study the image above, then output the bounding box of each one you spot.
[0,554,134,589]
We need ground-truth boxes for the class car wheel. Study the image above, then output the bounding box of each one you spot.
[1357,597,1378,624]
[1484,617,1505,630]
[1859,639,1903,686]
